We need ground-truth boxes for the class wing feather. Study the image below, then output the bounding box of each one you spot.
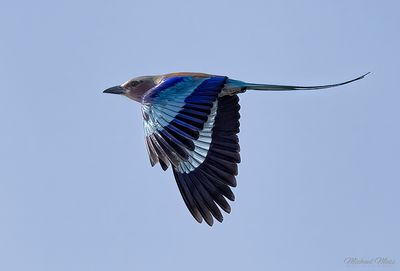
[173,95,241,225]
[141,75,241,226]
[142,76,226,170]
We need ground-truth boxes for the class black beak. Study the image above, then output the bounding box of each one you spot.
[103,85,125,95]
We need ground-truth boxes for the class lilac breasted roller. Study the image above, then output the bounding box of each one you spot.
[103,72,368,226]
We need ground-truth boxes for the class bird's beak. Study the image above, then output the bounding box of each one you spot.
[103,85,126,95]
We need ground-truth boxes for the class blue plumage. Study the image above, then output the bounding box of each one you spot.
[103,72,369,226]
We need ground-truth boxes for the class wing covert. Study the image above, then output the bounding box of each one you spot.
[142,75,227,169]
[142,75,241,226]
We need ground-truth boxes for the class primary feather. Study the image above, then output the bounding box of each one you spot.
[103,72,368,226]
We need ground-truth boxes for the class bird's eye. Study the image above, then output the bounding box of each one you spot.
[130,80,141,87]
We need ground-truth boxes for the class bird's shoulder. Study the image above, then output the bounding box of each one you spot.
[142,72,229,105]
[162,72,219,79]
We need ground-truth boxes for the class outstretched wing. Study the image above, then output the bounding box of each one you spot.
[142,75,226,169]
[142,75,241,225]
[172,95,241,226]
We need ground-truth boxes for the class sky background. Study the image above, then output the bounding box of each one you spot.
[0,0,399,270]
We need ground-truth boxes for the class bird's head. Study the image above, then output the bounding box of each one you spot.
[103,75,159,102]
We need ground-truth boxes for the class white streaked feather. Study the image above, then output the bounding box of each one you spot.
[177,100,218,173]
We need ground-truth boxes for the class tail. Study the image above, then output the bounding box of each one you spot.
[225,72,370,92]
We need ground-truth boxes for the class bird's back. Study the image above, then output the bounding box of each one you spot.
[103,71,369,226]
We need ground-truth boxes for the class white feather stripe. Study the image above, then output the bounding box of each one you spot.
[197,135,212,143]
[176,100,218,173]
[193,147,209,158]
[162,103,186,112]
[154,104,182,118]
[187,156,201,169]
[162,101,186,108]
[152,106,176,123]
[190,150,206,162]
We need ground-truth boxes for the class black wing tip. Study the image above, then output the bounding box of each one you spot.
[159,159,169,171]
[171,94,240,227]
[174,167,234,227]
[194,215,203,224]
[205,217,214,226]
[196,215,224,226]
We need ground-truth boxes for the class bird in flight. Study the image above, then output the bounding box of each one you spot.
[103,72,369,226]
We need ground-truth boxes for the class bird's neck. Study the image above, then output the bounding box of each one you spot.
[128,80,158,103]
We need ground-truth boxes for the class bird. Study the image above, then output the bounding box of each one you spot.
[103,72,369,226]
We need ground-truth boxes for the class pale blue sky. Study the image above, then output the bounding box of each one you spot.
[0,0,399,270]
